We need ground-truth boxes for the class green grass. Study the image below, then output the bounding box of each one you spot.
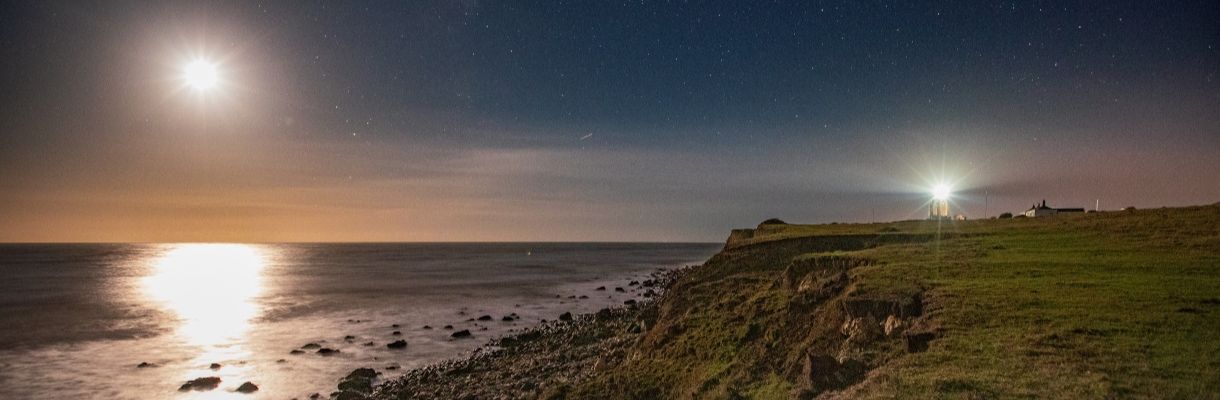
[576,205,1220,399]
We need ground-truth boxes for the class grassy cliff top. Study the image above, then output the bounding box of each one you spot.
[372,204,1220,399]
[585,205,1220,398]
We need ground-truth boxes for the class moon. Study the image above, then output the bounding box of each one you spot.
[183,59,219,91]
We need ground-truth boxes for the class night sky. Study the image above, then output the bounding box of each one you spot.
[1,1,1218,242]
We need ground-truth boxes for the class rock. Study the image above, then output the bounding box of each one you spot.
[624,299,637,306]
[642,280,656,287]
[317,348,341,355]
[363,341,375,346]
[558,312,573,321]
[337,367,378,395]
[209,363,222,370]
[502,315,515,321]
[883,315,905,337]
[840,316,881,345]
[629,280,640,286]
[385,364,400,370]
[301,343,321,349]
[178,377,221,391]
[387,340,408,349]
[451,329,472,338]
[392,331,402,335]
[595,308,614,321]
[595,286,606,291]
[391,324,400,328]
[236,381,259,393]
[136,362,156,368]
[276,359,287,363]
[335,392,368,400]
[443,325,453,330]
[477,315,493,321]
[579,295,589,299]
[344,335,356,341]
[290,349,305,355]
[423,325,433,329]
[614,287,626,292]
[309,393,322,399]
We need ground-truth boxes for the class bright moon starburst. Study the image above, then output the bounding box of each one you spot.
[182,59,219,91]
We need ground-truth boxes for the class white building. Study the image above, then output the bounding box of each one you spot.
[1024,200,1085,217]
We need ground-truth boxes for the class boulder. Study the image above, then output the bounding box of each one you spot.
[289,349,305,355]
[178,377,221,391]
[317,348,341,355]
[595,286,606,291]
[136,362,156,368]
[614,287,626,293]
[477,315,493,321]
[558,312,573,321]
[392,331,402,335]
[337,367,378,394]
[386,340,408,349]
[423,325,433,329]
[450,329,472,338]
[344,335,356,341]
[236,381,259,393]
[363,341,375,346]
[209,363,222,370]
[443,325,453,330]
[301,343,322,349]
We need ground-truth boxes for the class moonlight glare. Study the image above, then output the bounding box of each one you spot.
[182,59,219,91]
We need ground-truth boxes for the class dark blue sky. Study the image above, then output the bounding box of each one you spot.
[1,1,1218,242]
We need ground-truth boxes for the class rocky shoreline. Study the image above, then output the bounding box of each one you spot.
[311,267,693,400]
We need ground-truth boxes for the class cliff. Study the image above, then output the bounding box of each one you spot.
[366,204,1220,399]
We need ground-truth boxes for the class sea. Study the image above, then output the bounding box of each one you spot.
[0,242,720,399]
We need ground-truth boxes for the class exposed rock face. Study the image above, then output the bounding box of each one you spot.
[843,293,924,321]
[178,377,221,391]
[236,381,259,393]
[883,315,905,337]
[840,315,881,345]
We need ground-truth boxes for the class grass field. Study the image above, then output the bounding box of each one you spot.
[573,205,1220,399]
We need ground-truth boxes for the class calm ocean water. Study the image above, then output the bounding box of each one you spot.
[0,242,719,399]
